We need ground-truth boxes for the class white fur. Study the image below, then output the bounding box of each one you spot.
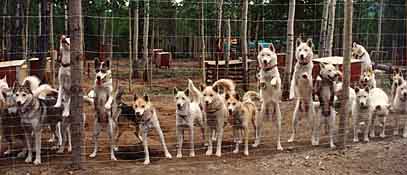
[368,88,390,139]
[392,82,407,137]
[352,42,372,74]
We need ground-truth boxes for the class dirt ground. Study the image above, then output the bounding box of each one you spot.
[1,59,407,175]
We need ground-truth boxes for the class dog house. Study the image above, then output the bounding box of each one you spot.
[0,60,29,85]
[155,52,172,68]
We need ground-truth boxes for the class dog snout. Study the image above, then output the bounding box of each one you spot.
[263,60,268,65]
[135,112,141,116]
[177,104,182,109]
[228,109,233,114]
[16,101,21,106]
[375,105,381,111]
[403,93,407,98]
[302,74,308,79]
[97,76,101,81]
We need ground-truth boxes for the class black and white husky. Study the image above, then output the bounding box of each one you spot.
[54,35,71,117]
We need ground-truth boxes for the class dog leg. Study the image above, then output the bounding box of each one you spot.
[364,113,372,142]
[244,127,249,156]
[24,131,33,163]
[380,116,386,138]
[403,117,407,138]
[155,124,172,159]
[176,126,183,158]
[215,127,223,157]
[253,104,265,147]
[206,128,213,156]
[105,96,113,110]
[311,103,319,146]
[369,114,376,138]
[329,109,336,148]
[211,130,217,142]
[108,118,117,161]
[33,130,42,165]
[275,103,283,150]
[142,130,150,165]
[67,126,72,152]
[313,110,321,146]
[62,97,71,117]
[233,128,239,154]
[89,120,100,158]
[353,113,359,142]
[394,114,400,136]
[288,100,300,143]
[190,125,195,157]
[54,84,63,107]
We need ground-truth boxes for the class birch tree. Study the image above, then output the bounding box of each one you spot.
[241,0,249,90]
[283,0,296,99]
[326,0,336,56]
[376,0,384,51]
[319,0,330,57]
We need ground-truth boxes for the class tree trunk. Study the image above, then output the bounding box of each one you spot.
[338,0,353,149]
[108,7,114,64]
[68,0,83,169]
[201,0,206,83]
[128,5,132,91]
[22,0,30,61]
[64,0,68,34]
[1,0,7,59]
[241,0,249,91]
[150,20,154,88]
[10,0,23,60]
[36,0,49,81]
[133,6,139,78]
[282,0,296,99]
[143,0,150,82]
[102,11,107,45]
[226,18,231,77]
[327,0,336,56]
[376,0,384,51]
[216,0,223,80]
[319,0,330,58]
[50,0,55,85]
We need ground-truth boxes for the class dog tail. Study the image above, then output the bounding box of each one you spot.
[242,91,260,103]
[23,76,41,92]
[32,84,58,98]
[213,79,236,94]
[188,79,202,103]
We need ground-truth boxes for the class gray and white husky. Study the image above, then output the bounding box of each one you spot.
[88,59,118,161]
[14,76,58,165]
[54,35,71,117]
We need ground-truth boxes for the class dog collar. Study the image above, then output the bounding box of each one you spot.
[61,62,71,67]
[261,64,278,72]
[299,62,309,66]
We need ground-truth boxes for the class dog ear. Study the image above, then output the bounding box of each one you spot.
[104,60,110,68]
[213,85,219,93]
[235,93,241,101]
[225,93,230,100]
[393,66,400,75]
[352,42,358,48]
[269,43,276,52]
[354,87,360,93]
[296,38,302,47]
[258,43,264,52]
[22,81,31,93]
[364,86,370,93]
[200,84,206,91]
[95,58,100,70]
[133,93,139,101]
[173,87,178,95]
[143,94,150,102]
[184,88,190,97]
[320,62,327,69]
[306,38,314,48]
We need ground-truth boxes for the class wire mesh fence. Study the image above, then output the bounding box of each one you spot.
[0,0,407,174]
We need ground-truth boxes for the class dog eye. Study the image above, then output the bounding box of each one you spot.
[232,102,236,105]
[175,97,178,100]
[96,69,100,72]
[134,105,138,108]
[210,94,213,97]
[141,105,145,108]
[22,94,26,97]
[203,94,206,97]
[182,97,185,100]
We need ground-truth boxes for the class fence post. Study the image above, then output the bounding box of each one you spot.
[338,0,353,148]
[68,0,83,170]
[241,0,249,91]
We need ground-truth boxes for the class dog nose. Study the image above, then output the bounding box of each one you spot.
[135,112,141,116]
[205,101,209,105]
[97,76,101,80]
[16,101,21,106]
[263,60,268,64]
[228,109,233,113]
[300,55,305,60]
[404,93,407,97]
[375,105,381,111]
[177,104,182,109]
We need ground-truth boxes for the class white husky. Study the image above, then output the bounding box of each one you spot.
[368,88,390,139]
[256,43,283,150]
[352,42,372,75]
[288,38,317,145]
[391,81,407,138]
[54,35,71,117]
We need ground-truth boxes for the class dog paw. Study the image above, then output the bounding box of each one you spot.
[114,146,119,152]
[252,141,260,148]
[380,133,386,138]
[369,133,376,138]
[89,152,97,158]
[215,151,221,157]
[143,159,150,165]
[57,148,64,154]
[4,149,11,155]
[330,143,336,149]
[288,136,295,143]
[393,131,399,136]
[363,138,370,142]
[33,159,41,165]
[189,152,195,157]
[277,145,284,151]
[48,138,55,143]
[54,103,62,108]
[165,153,172,159]
[403,133,407,138]
[63,110,70,117]
[105,103,111,110]
[205,150,213,156]
[25,156,32,163]
[232,149,239,154]
[176,153,182,158]
[353,138,359,143]
[111,154,117,161]
[17,151,26,158]
[244,150,249,156]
